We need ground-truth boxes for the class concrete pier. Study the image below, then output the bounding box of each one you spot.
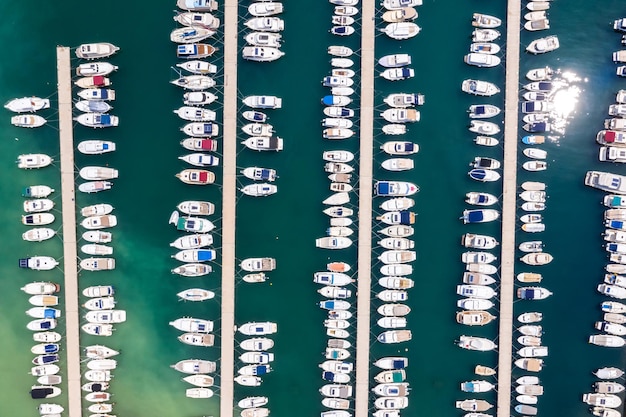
[220,0,238,416]
[354,1,376,416]
[56,46,82,417]
[497,2,522,417]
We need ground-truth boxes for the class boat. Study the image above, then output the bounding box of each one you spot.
[380,197,415,212]
[242,136,284,151]
[83,297,116,311]
[80,258,115,272]
[76,62,118,78]
[515,358,544,372]
[323,128,354,139]
[31,363,60,377]
[177,0,218,11]
[519,241,543,253]
[174,106,217,122]
[461,79,500,96]
[322,150,354,163]
[242,46,285,62]
[183,91,218,106]
[464,53,501,68]
[525,18,550,31]
[381,22,421,39]
[462,233,498,249]
[314,272,354,286]
[518,345,549,358]
[23,199,54,213]
[81,243,113,256]
[523,148,548,160]
[331,57,354,68]
[240,257,276,272]
[519,190,546,202]
[316,237,352,249]
[176,60,218,75]
[461,380,495,393]
[377,290,408,302]
[583,394,623,408]
[384,93,424,108]
[79,167,118,181]
[74,75,111,89]
[239,364,272,376]
[468,169,501,182]
[19,256,58,271]
[462,250,497,264]
[77,88,115,101]
[84,370,112,382]
[592,408,622,417]
[382,0,421,9]
[330,25,355,36]
[176,169,215,185]
[379,54,412,68]
[84,345,119,359]
[382,6,418,22]
[376,210,416,225]
[526,66,553,81]
[457,285,496,300]
[75,43,119,59]
[520,253,553,265]
[474,136,499,146]
[381,108,420,123]
[469,104,501,119]
[189,387,217,398]
[74,112,119,128]
[456,311,496,326]
[31,343,60,355]
[173,248,217,263]
[77,140,116,155]
[379,238,414,251]
[244,16,285,32]
[606,118,626,130]
[465,192,498,206]
[171,359,217,374]
[461,209,500,224]
[21,282,60,296]
[30,386,62,400]
[469,120,500,135]
[522,161,547,172]
[596,367,625,379]
[380,67,415,81]
[472,12,501,28]
[177,43,218,59]
[238,322,277,336]
[170,233,213,250]
[374,181,419,197]
[81,215,117,230]
[595,320,626,336]
[456,399,493,412]
[379,277,415,289]
[472,28,500,42]
[17,153,53,171]
[5,96,50,113]
[377,330,412,344]
[527,35,560,54]
[82,323,113,336]
[177,289,215,302]
[463,272,495,285]
[170,26,214,44]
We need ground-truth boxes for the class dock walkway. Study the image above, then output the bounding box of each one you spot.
[220,0,238,416]
[354,2,376,417]
[56,46,82,417]
[497,1,522,417]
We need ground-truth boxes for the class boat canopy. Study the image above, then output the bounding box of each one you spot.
[467,211,485,223]
[605,131,618,143]
[376,182,392,195]
[30,387,54,399]
[519,288,538,300]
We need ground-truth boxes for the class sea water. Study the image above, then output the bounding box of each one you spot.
[1,1,626,416]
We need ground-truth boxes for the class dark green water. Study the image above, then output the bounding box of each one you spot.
[2,0,626,416]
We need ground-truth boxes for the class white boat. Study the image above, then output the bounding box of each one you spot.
[169,317,214,333]
[184,91,218,106]
[380,67,415,81]
[74,75,111,89]
[518,346,548,357]
[456,311,496,326]
[527,35,560,54]
[242,46,284,62]
[464,53,501,68]
[245,16,284,32]
[38,404,64,414]
[173,248,217,262]
[381,108,420,123]
[382,124,407,135]
[174,106,216,122]
[465,192,498,206]
[522,160,547,172]
[458,335,497,351]
[84,345,119,359]
[382,7,418,23]
[378,304,411,317]
[176,60,218,75]
[462,251,496,264]
[77,88,115,101]
[240,183,278,196]
[77,140,116,155]
[172,359,217,374]
[462,233,498,249]
[379,54,412,68]
[19,256,58,271]
[81,215,117,230]
[170,26,214,43]
[380,197,414,212]
[323,128,354,139]
[583,394,623,408]
[183,374,215,388]
[520,253,553,265]
[80,258,115,271]
[81,323,113,336]
[461,209,500,224]
[171,75,215,90]
[379,277,415,289]
[377,330,412,344]
[316,237,352,249]
[242,136,284,151]
[384,93,424,108]
[470,120,500,135]
[325,163,353,173]
[469,42,501,55]
[83,297,116,311]
[377,290,408,302]
[177,200,215,216]
[595,320,626,336]
[328,45,353,57]
[469,104,501,118]
[79,167,118,181]
[472,13,502,28]
[314,272,354,286]
[177,289,215,302]
[5,96,50,113]
[178,153,219,167]
[457,285,496,299]
[519,325,543,336]
[322,150,354,163]
[238,322,277,336]
[596,367,625,379]
[472,28,500,42]
[81,243,113,256]
[330,25,355,36]
[382,0,421,9]
[331,58,354,68]
[474,136,499,146]
[595,381,626,394]
[381,22,421,39]
[74,113,118,128]
[379,238,414,251]
[172,263,211,278]
[23,199,54,213]
[170,234,213,250]
[462,272,495,285]
[21,282,60,296]
[176,169,215,185]
[75,43,119,59]
[461,380,495,392]
[17,153,53,170]
[461,79,500,96]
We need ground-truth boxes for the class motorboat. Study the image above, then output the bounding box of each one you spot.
[177,0,218,11]
[472,13,501,28]
[19,256,58,271]
[74,113,118,128]
[169,317,214,334]
[239,364,272,376]
[171,75,215,91]
[379,277,415,289]
[519,241,543,253]
[5,96,50,113]
[331,58,354,68]
[582,394,623,408]
[81,243,113,256]
[523,148,547,160]
[323,127,354,139]
[463,272,495,285]
[242,46,284,62]
[245,16,284,32]
[527,1,550,11]
[177,43,218,59]
[474,136,499,146]
[324,206,353,218]
[461,380,495,393]
[77,140,116,155]
[526,66,553,81]
[330,25,355,36]
[594,382,626,394]
[176,169,215,185]
[376,210,416,226]
[77,88,115,101]
[520,253,553,265]
[377,290,408,302]
[184,91,218,106]
[597,130,626,147]
[520,190,546,202]
[377,330,412,344]
[469,120,500,135]
[381,22,421,40]
[457,285,496,300]
[382,7,418,23]
[172,359,217,374]
[525,19,550,31]
[31,364,60,377]
[527,35,560,54]
[461,209,500,224]
[81,323,113,336]
[379,54,412,68]
[380,197,415,212]
[464,53,501,68]
[456,399,493,412]
[379,238,415,251]
[462,251,496,264]
[462,79,500,96]
[523,160,547,171]
[170,26,214,44]
[176,60,218,75]
[456,311,496,326]
[381,141,419,156]
[173,248,217,263]
[374,181,419,197]
[471,157,501,170]
[468,169,501,182]
[84,370,112,382]
[380,67,415,81]
[170,233,213,250]
[381,108,420,123]
[323,106,354,118]
[602,301,626,313]
[462,233,498,249]
[595,320,626,336]
[79,167,118,181]
[240,257,276,272]
[178,153,219,168]
[242,136,284,151]
[81,214,117,230]
[21,282,60,295]
[598,284,626,299]
[596,367,625,379]
[83,297,116,311]
[322,150,354,163]
[80,258,115,272]
[75,43,119,59]
[314,272,354,286]
[472,28,500,42]
[30,386,62,399]
[23,198,54,213]
[174,106,217,122]
[11,114,46,128]
[465,192,498,206]
[172,263,212,277]
[382,0,422,9]
[316,236,352,249]
[75,75,111,89]
[469,104,501,119]
[84,345,119,359]
[241,183,278,196]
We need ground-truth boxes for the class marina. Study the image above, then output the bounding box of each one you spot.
[3,1,626,417]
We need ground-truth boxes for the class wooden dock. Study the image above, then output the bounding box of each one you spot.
[497,1,522,416]
[220,0,238,415]
[56,46,82,417]
[354,1,376,416]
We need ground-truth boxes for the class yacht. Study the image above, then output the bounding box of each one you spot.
[76,62,118,76]
[462,79,500,96]
[11,115,46,128]
[4,97,50,113]
[75,43,119,59]
[177,43,218,59]
[458,336,497,351]
[242,136,284,151]
[380,67,415,81]
[241,183,278,197]
[378,53,412,68]
[527,35,560,54]
[176,60,218,75]
[468,104,501,118]
[244,17,285,32]
[383,93,424,108]
[77,140,116,155]
[464,53,501,68]
[242,46,284,62]
[170,26,214,43]
[381,22,421,40]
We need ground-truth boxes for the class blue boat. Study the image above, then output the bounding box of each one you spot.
[321,95,351,106]
[461,209,500,224]
[319,300,351,310]
[32,354,59,365]
[607,220,626,231]
[173,249,217,262]
[33,344,60,354]
[521,135,545,145]
[374,181,419,197]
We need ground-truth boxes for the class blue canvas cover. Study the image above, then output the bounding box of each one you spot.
[467,211,484,223]
[375,181,391,196]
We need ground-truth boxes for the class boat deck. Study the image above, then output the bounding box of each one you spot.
[354,1,376,417]
[498,0,522,416]
[220,0,238,416]
[56,46,82,417]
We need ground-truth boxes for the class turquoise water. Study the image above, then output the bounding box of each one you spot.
[2,0,626,416]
